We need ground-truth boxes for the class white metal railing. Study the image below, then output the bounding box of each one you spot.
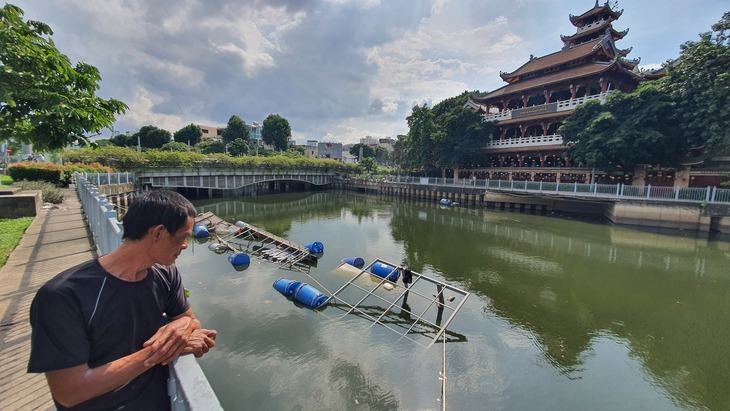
[382,176,730,205]
[486,134,563,148]
[77,171,135,186]
[75,173,222,410]
[482,92,610,122]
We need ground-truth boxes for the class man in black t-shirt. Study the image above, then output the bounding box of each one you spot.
[28,190,217,410]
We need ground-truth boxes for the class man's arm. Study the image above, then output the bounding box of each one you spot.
[45,347,155,407]
[143,308,200,366]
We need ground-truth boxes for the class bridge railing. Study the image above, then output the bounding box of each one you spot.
[77,171,136,185]
[382,176,730,205]
[74,173,222,411]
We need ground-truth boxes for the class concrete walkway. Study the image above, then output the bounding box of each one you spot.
[0,188,96,410]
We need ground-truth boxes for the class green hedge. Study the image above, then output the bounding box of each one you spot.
[7,162,116,187]
[63,146,359,173]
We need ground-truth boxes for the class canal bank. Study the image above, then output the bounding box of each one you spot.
[335,179,730,233]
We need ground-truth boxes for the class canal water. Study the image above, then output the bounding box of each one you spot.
[177,191,730,411]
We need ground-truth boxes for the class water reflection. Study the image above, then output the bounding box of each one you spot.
[182,192,730,410]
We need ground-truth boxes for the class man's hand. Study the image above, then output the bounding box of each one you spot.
[182,329,217,357]
[142,316,198,366]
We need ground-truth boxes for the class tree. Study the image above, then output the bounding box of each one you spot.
[132,125,171,149]
[431,92,494,169]
[659,12,730,156]
[195,139,225,154]
[261,114,291,151]
[109,133,133,147]
[560,83,681,170]
[222,115,249,145]
[173,124,202,146]
[358,157,376,174]
[0,4,127,151]
[374,146,390,165]
[227,138,249,156]
[405,104,437,170]
[349,143,375,159]
[160,141,190,152]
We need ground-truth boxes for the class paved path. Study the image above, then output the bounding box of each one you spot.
[0,188,95,410]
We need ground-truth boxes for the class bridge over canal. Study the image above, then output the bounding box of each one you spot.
[136,167,337,198]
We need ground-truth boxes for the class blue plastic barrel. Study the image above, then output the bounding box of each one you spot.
[293,283,329,309]
[194,225,210,238]
[228,253,250,266]
[370,262,400,282]
[342,257,365,269]
[272,278,302,296]
[306,241,324,254]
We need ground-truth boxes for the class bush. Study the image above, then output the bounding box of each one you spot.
[8,162,66,186]
[61,146,360,174]
[16,180,66,204]
[7,161,116,187]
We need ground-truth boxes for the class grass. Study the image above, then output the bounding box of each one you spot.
[0,174,11,186]
[0,217,34,268]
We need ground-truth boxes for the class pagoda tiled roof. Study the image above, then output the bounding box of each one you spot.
[500,39,607,80]
[561,24,628,45]
[476,60,638,102]
[569,2,623,26]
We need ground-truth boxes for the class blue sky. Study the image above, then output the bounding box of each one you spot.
[12,0,728,144]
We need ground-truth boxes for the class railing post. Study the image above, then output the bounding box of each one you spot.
[539,181,543,192]
[711,186,717,203]
[706,186,712,202]
[647,184,652,199]
[620,184,625,197]
[616,183,620,197]
[510,180,514,190]
[675,186,680,201]
[574,182,577,194]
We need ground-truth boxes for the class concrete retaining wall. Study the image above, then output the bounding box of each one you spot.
[0,190,42,218]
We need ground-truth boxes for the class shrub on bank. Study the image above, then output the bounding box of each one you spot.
[8,162,66,186]
[15,181,65,204]
[7,162,116,187]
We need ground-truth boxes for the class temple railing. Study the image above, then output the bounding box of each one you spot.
[485,134,563,149]
[481,92,611,122]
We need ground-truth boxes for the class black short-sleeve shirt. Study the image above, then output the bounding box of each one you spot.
[28,260,191,410]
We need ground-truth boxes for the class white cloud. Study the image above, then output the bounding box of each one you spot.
[11,0,728,143]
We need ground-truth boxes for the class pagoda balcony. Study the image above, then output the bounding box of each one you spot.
[486,134,563,149]
[482,91,611,122]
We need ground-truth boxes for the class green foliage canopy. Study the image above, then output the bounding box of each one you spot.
[560,83,681,170]
[261,114,291,151]
[349,143,375,159]
[132,125,171,149]
[658,11,730,155]
[0,4,127,151]
[173,124,202,146]
[222,115,249,145]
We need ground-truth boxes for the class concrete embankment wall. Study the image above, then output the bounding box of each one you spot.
[338,182,730,233]
[608,201,730,233]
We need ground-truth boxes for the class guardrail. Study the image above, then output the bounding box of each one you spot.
[75,173,222,410]
[383,176,730,204]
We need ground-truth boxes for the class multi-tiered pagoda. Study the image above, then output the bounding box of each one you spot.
[466,1,662,184]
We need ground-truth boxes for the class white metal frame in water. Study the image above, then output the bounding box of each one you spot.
[326,259,470,348]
